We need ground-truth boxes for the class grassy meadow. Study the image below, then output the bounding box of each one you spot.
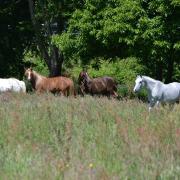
[0,92,179,179]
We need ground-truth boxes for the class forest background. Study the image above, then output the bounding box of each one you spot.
[0,0,179,96]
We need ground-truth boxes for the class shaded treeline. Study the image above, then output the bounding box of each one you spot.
[0,0,179,82]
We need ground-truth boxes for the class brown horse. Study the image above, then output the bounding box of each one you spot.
[78,71,118,97]
[25,68,75,96]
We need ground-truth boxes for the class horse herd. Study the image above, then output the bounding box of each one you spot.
[0,68,118,97]
[0,67,180,111]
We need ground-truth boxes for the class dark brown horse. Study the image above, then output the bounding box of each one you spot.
[25,68,75,96]
[78,71,118,97]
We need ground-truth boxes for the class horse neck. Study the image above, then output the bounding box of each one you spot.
[83,74,92,90]
[84,74,92,84]
[143,76,159,91]
[31,71,45,87]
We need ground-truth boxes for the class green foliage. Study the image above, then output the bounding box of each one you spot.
[173,62,180,80]
[0,0,179,83]
[23,51,49,76]
[54,0,180,82]
[70,57,145,83]
[52,33,81,65]
[53,0,145,61]
[171,0,180,6]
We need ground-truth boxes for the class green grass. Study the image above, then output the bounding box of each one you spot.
[0,92,180,179]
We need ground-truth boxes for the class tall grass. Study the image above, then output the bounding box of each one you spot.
[0,92,179,179]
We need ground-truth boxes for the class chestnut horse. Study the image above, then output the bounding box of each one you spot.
[25,68,75,96]
[78,71,118,97]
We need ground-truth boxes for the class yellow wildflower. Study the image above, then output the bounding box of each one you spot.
[89,163,93,168]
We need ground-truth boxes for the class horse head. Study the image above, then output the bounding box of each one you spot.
[78,71,90,83]
[24,67,33,81]
[133,75,144,93]
[78,71,92,95]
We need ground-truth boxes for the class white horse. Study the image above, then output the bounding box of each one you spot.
[0,78,26,93]
[133,75,180,111]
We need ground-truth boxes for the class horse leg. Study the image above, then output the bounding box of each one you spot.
[36,88,43,94]
[154,100,161,109]
[169,103,175,110]
[148,100,157,112]
[64,88,70,96]
[155,101,160,107]
[69,85,76,97]
[65,87,70,97]
[105,92,111,99]
[112,90,118,98]
[59,91,64,96]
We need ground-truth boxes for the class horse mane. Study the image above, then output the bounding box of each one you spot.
[32,70,45,79]
[142,75,163,84]
[30,70,46,89]
[84,72,92,82]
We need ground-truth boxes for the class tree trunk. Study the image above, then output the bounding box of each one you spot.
[156,60,163,81]
[49,45,64,77]
[27,0,63,76]
[164,44,175,83]
[165,53,174,83]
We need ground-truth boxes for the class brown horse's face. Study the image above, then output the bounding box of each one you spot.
[78,71,88,84]
[24,68,33,81]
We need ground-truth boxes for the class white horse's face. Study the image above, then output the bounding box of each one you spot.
[24,68,32,81]
[133,76,144,93]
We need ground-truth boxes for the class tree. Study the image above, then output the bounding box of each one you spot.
[27,0,63,76]
[55,0,180,82]
[53,0,145,63]
[136,0,180,82]
[27,0,85,76]
[0,0,33,78]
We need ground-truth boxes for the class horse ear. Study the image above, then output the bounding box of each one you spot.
[30,67,33,71]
